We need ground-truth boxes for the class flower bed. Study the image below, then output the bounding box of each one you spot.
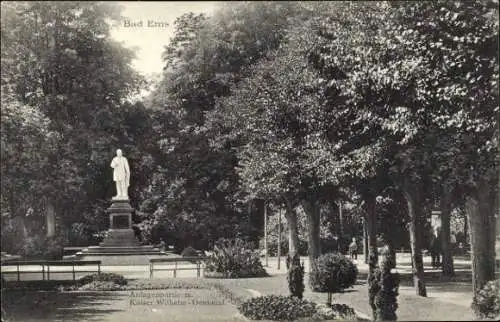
[238,294,361,321]
[204,238,268,278]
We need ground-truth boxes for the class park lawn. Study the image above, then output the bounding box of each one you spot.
[2,273,478,322]
[1,279,246,322]
[213,273,476,321]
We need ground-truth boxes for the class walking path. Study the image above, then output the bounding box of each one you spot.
[2,252,480,321]
[218,252,477,321]
[259,253,476,317]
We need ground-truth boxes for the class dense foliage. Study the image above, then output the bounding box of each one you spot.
[1,1,153,251]
[238,295,359,321]
[79,273,128,286]
[311,303,358,321]
[368,249,400,321]
[471,279,500,320]
[204,238,267,278]
[238,295,317,321]
[1,0,497,305]
[138,2,306,251]
[20,235,66,260]
[181,246,199,258]
[309,253,358,294]
[287,254,305,299]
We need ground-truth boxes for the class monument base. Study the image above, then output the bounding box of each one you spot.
[65,199,175,265]
[108,199,133,229]
[100,229,141,247]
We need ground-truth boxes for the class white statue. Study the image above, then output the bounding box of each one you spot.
[110,149,130,200]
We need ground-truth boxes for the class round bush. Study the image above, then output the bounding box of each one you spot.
[264,238,309,256]
[78,281,125,291]
[181,246,199,257]
[287,254,305,299]
[20,235,66,260]
[205,238,267,278]
[238,295,316,321]
[369,254,399,321]
[79,273,127,286]
[310,303,358,321]
[43,236,66,260]
[309,253,358,293]
[472,279,500,320]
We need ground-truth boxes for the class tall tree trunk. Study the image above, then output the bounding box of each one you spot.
[463,212,469,247]
[338,201,344,253]
[363,217,369,264]
[45,201,56,237]
[284,197,299,257]
[383,230,397,270]
[365,196,378,277]
[440,191,455,276]
[264,201,269,267]
[465,179,496,296]
[403,185,427,297]
[302,198,321,267]
[387,242,397,270]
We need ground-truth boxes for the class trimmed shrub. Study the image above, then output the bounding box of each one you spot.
[472,279,500,320]
[205,238,267,278]
[79,273,127,286]
[68,222,94,246]
[368,250,399,321]
[20,234,65,260]
[309,253,358,307]
[287,253,305,299]
[309,303,358,321]
[43,235,66,260]
[310,253,358,293]
[265,238,309,256]
[238,295,316,321]
[79,281,124,291]
[181,246,199,257]
[91,230,108,244]
[21,235,46,258]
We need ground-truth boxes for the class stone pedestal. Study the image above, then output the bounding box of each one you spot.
[108,199,133,229]
[64,198,174,265]
[102,199,140,247]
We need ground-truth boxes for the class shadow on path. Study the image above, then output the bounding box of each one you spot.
[2,290,126,321]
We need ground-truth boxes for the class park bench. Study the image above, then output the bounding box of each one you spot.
[1,260,101,282]
[149,256,205,278]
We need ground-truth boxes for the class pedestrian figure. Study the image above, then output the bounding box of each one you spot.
[349,237,358,260]
[430,227,442,268]
[450,232,457,253]
[159,238,166,251]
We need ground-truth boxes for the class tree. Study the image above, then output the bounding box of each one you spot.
[384,0,499,295]
[208,21,331,263]
[309,0,498,297]
[1,1,150,248]
[142,2,305,250]
[0,93,59,246]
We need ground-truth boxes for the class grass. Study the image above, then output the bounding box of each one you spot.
[1,278,247,322]
[214,272,476,321]
[1,268,479,321]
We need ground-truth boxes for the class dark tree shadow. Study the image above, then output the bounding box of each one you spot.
[2,290,126,321]
[397,271,473,287]
[339,289,357,293]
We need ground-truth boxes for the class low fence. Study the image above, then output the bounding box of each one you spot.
[149,257,205,278]
[1,260,101,282]
[1,257,207,281]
